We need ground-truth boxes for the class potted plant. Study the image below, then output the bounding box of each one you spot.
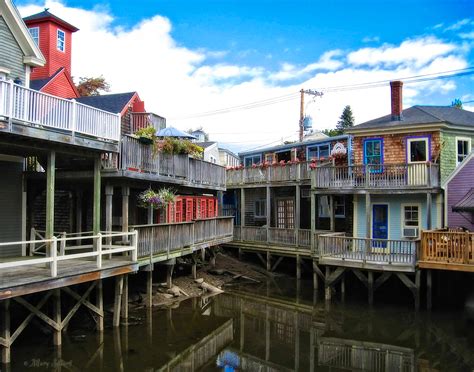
[134,126,156,145]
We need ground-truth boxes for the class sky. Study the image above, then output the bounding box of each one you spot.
[17,0,474,153]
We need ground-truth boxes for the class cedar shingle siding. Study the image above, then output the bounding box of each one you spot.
[0,16,26,82]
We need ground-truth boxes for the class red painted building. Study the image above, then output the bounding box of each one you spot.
[23,9,79,98]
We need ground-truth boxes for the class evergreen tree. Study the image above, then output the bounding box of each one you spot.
[335,105,355,134]
[451,98,463,109]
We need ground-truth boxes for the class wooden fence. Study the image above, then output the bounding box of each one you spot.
[0,80,120,141]
[421,230,474,265]
[102,135,226,188]
[312,163,439,189]
[318,233,418,266]
[132,217,234,259]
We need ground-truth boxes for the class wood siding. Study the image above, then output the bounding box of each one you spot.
[446,156,474,230]
[244,188,266,227]
[352,131,440,165]
[0,160,23,257]
[0,16,26,83]
[440,131,474,183]
[40,69,78,98]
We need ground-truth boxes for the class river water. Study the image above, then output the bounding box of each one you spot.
[9,277,474,371]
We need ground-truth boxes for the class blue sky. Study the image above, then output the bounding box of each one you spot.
[18,0,474,151]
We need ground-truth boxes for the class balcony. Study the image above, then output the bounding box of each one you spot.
[312,163,440,191]
[419,229,474,272]
[132,217,234,263]
[318,232,417,272]
[226,161,327,187]
[0,80,120,152]
[102,135,226,189]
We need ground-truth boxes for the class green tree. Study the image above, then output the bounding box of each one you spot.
[76,76,111,96]
[322,128,341,137]
[451,98,463,109]
[336,105,355,134]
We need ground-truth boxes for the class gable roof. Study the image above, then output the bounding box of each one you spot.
[0,0,45,67]
[196,141,217,149]
[349,106,474,133]
[218,147,239,159]
[23,9,79,32]
[75,92,137,115]
[30,66,62,90]
[443,151,474,187]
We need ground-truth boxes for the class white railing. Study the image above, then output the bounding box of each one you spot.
[312,163,440,189]
[0,231,138,278]
[0,80,120,142]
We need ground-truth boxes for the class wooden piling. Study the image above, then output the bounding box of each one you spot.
[121,275,129,321]
[167,265,174,289]
[368,271,374,306]
[325,266,331,300]
[113,276,124,327]
[53,289,61,346]
[97,280,103,331]
[146,270,153,308]
[427,269,432,310]
[1,299,10,364]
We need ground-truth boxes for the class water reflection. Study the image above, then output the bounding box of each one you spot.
[9,279,474,371]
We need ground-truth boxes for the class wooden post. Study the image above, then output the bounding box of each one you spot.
[310,192,316,254]
[265,306,270,361]
[427,269,432,310]
[146,270,153,308]
[294,312,300,372]
[295,185,300,246]
[365,193,371,239]
[201,248,205,262]
[217,191,224,216]
[53,289,61,346]
[368,271,374,306]
[266,186,271,244]
[105,185,114,232]
[415,270,421,311]
[210,250,216,268]
[341,273,346,302]
[167,265,174,289]
[266,251,271,271]
[147,206,153,224]
[240,188,246,228]
[329,195,335,232]
[121,275,129,321]
[192,253,197,279]
[1,299,10,364]
[46,151,56,240]
[325,266,331,300]
[239,299,244,351]
[122,186,130,241]
[113,276,124,327]
[97,280,103,331]
[313,260,319,291]
[93,156,101,235]
[426,193,432,230]
[296,255,301,280]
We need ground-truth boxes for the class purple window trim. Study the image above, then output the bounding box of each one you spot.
[405,135,431,163]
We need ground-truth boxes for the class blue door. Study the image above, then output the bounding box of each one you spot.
[372,204,388,248]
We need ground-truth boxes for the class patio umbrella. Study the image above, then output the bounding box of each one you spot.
[156,127,197,139]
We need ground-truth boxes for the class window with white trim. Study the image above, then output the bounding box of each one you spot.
[28,27,39,46]
[456,137,471,165]
[407,138,428,162]
[244,155,261,167]
[403,205,419,227]
[57,29,65,52]
[254,200,266,218]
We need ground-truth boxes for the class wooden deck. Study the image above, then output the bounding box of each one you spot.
[419,229,474,272]
[0,257,137,300]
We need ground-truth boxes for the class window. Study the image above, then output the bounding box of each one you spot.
[407,137,428,162]
[276,199,294,228]
[28,27,39,46]
[244,155,261,167]
[254,200,266,218]
[334,196,345,218]
[403,206,419,227]
[307,144,330,161]
[456,137,471,165]
[318,196,330,218]
[57,29,65,52]
[364,139,383,165]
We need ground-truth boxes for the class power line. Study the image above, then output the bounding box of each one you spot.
[170,67,474,120]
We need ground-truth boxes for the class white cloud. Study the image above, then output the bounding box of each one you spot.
[18,1,472,151]
[460,31,474,39]
[362,36,380,43]
[445,18,473,31]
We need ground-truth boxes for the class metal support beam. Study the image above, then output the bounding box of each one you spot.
[93,156,101,235]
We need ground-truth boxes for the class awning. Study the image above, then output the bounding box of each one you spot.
[452,188,474,213]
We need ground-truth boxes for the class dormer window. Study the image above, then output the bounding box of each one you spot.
[28,27,39,46]
[57,29,65,52]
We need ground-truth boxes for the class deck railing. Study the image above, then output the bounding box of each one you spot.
[421,230,474,265]
[226,161,327,185]
[312,163,439,189]
[233,226,328,251]
[0,80,120,142]
[318,233,418,266]
[132,217,234,259]
[102,135,226,188]
[0,231,137,278]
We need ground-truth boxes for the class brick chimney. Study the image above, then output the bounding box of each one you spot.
[390,80,403,121]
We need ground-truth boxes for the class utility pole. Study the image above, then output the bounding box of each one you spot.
[299,89,323,142]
